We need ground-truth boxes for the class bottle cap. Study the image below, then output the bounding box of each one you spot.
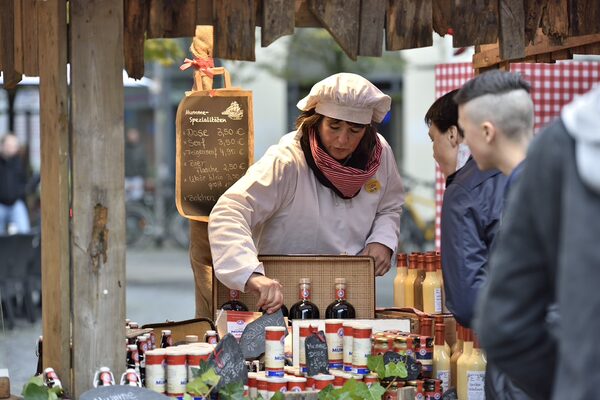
[162,329,171,335]
[299,278,311,284]
[334,278,346,284]
[397,253,408,267]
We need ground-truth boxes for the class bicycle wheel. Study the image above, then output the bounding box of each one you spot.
[399,210,426,253]
[167,211,190,249]
[126,202,155,248]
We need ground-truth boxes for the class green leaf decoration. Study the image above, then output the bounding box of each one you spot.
[186,363,221,396]
[317,384,337,400]
[367,354,386,378]
[22,375,63,400]
[183,394,194,400]
[367,382,386,400]
[271,392,286,400]
[384,361,407,378]
[200,368,221,387]
[219,381,245,400]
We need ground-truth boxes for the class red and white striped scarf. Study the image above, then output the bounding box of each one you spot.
[308,128,383,198]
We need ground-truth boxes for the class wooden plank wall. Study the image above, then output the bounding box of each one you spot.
[38,0,71,393]
[70,0,126,396]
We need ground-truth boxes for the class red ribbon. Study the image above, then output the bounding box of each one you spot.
[179,57,215,78]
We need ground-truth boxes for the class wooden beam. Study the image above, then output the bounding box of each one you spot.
[38,0,71,393]
[148,0,197,38]
[0,0,22,88]
[13,0,24,73]
[386,0,433,51]
[358,0,385,57]
[473,30,600,69]
[541,0,568,42]
[261,0,295,47]
[22,0,40,76]
[569,0,600,36]
[213,0,256,61]
[309,0,360,60]
[70,0,126,396]
[452,0,499,47]
[499,0,525,60]
[432,0,453,37]
[524,0,546,44]
[124,0,149,79]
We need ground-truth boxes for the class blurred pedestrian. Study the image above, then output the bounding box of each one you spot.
[0,133,31,234]
[124,128,148,202]
[476,84,600,400]
[454,70,534,399]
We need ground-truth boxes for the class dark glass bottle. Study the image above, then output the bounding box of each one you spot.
[325,278,356,319]
[35,336,43,376]
[220,289,249,311]
[259,303,289,318]
[289,278,320,320]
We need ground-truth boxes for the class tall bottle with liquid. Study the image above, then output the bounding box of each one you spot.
[289,278,320,320]
[450,325,464,389]
[393,253,408,308]
[422,254,443,314]
[413,253,426,311]
[220,289,249,311]
[466,334,486,400]
[404,253,418,308]
[457,328,474,400]
[325,278,356,319]
[436,252,448,313]
[433,323,451,394]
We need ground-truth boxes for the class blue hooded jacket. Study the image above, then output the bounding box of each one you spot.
[440,157,506,327]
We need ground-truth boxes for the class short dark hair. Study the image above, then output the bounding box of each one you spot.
[454,70,531,105]
[424,89,462,136]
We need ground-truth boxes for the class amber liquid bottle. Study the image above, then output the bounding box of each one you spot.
[289,278,320,320]
[433,323,451,394]
[457,328,474,400]
[220,289,249,311]
[413,253,426,311]
[326,278,356,319]
[404,253,419,308]
[422,253,443,314]
[393,253,408,307]
[450,325,464,388]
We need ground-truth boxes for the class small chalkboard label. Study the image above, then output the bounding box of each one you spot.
[383,350,402,365]
[383,351,419,380]
[80,385,169,400]
[239,309,286,360]
[305,331,329,376]
[176,90,254,219]
[208,333,248,389]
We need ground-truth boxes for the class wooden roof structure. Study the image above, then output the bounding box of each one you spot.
[3,0,600,85]
[2,0,600,397]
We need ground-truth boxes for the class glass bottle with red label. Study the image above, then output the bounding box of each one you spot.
[325,278,356,319]
[289,278,320,320]
[220,289,249,311]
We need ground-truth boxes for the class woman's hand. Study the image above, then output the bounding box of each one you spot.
[245,274,284,314]
[361,242,392,276]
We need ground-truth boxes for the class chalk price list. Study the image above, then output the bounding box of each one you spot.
[182,126,248,204]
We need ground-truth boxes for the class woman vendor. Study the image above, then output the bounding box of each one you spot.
[208,73,404,313]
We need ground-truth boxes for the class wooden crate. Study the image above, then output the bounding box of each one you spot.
[213,255,375,319]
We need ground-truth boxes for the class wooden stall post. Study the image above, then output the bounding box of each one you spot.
[38,0,71,392]
[188,26,216,319]
[70,0,126,396]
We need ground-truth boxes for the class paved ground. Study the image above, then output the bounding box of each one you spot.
[0,246,394,395]
[0,246,195,395]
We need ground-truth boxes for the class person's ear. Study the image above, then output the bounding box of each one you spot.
[482,122,496,144]
[447,126,460,148]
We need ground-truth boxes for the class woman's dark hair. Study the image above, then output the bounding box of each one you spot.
[295,108,378,164]
[424,89,463,137]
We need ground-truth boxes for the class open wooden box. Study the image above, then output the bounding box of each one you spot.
[213,255,376,319]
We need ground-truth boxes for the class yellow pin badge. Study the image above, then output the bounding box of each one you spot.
[364,178,381,193]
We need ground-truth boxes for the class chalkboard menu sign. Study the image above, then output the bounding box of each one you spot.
[305,331,329,376]
[176,89,254,220]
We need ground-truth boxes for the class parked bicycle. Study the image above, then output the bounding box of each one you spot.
[125,184,189,249]
[399,173,436,253]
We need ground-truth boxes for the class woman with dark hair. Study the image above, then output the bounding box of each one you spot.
[208,73,404,313]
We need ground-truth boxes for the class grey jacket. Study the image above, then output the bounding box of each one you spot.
[476,86,600,400]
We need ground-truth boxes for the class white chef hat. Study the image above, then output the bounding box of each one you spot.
[296,73,391,124]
